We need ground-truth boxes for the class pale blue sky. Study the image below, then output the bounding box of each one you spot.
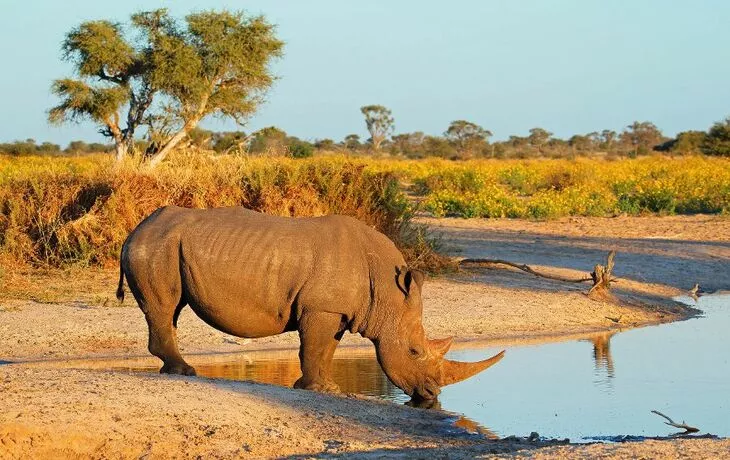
[1,0,729,146]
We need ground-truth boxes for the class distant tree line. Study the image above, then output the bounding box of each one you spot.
[184,126,313,158]
[0,139,113,155]
[351,111,730,159]
[6,103,730,159]
[4,115,730,158]
[33,7,730,164]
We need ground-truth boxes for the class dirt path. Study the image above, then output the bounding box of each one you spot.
[1,215,728,458]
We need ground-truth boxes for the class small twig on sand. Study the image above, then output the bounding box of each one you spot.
[459,258,593,283]
[651,410,700,434]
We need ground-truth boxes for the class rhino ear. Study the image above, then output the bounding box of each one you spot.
[410,269,425,290]
[397,267,425,296]
[396,266,408,296]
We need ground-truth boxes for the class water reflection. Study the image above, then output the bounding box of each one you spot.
[590,333,615,378]
[405,398,498,438]
[116,350,399,399]
[115,349,495,436]
[112,335,622,439]
[581,332,616,388]
[112,294,730,440]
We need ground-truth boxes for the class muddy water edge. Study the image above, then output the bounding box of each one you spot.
[98,293,730,443]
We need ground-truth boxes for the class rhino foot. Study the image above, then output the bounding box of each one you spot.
[160,362,197,376]
[293,377,340,393]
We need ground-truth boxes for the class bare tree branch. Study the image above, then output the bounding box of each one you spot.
[459,258,594,283]
[651,410,700,434]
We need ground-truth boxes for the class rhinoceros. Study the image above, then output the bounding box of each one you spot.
[116,206,504,400]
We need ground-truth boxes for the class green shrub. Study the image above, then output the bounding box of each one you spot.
[288,141,314,159]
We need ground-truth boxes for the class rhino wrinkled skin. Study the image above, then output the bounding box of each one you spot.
[117,206,503,400]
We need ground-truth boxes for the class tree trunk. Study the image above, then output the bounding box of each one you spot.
[372,135,384,151]
[588,250,616,301]
[105,117,127,163]
[147,92,209,168]
[123,133,136,159]
[114,140,128,163]
[146,126,191,168]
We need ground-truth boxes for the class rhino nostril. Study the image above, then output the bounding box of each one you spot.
[418,384,440,400]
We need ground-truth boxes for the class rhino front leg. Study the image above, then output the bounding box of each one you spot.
[294,311,345,393]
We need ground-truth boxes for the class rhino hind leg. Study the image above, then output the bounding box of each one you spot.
[144,300,196,376]
[293,311,346,393]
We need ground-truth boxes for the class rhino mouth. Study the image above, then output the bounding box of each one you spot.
[411,381,441,401]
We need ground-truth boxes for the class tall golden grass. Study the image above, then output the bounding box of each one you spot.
[2,152,728,269]
[0,152,443,269]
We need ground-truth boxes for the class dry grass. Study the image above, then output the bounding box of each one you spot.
[4,152,726,272]
[0,152,446,271]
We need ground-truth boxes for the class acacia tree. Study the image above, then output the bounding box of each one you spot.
[600,129,617,151]
[49,21,149,162]
[360,105,394,151]
[141,10,283,166]
[49,9,283,166]
[343,134,361,150]
[527,127,553,153]
[701,117,730,156]
[620,121,663,155]
[444,120,492,156]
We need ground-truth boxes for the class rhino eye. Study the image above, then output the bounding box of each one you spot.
[409,347,423,357]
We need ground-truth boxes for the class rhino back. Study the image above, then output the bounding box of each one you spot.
[130,207,399,337]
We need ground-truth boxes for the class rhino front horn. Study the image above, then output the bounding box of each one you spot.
[439,350,505,387]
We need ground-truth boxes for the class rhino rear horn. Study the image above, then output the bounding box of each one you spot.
[428,337,454,358]
[439,350,505,387]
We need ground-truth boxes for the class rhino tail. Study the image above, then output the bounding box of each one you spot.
[116,258,125,303]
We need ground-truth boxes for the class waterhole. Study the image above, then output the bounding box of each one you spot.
[113,294,729,441]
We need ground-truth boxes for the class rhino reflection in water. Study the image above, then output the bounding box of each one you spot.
[193,354,396,397]
[116,206,504,401]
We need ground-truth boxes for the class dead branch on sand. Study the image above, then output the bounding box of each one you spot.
[458,258,593,283]
[651,410,700,434]
[459,251,619,293]
[586,251,617,301]
[589,251,616,294]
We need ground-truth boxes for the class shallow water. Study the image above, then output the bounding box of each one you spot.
[119,294,730,441]
[441,294,730,440]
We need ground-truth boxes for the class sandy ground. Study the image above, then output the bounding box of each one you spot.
[422,214,730,292]
[0,269,688,362]
[1,215,728,458]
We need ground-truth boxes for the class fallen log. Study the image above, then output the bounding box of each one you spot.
[460,251,621,301]
[458,258,593,283]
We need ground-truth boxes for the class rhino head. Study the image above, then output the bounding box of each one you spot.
[373,267,505,401]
